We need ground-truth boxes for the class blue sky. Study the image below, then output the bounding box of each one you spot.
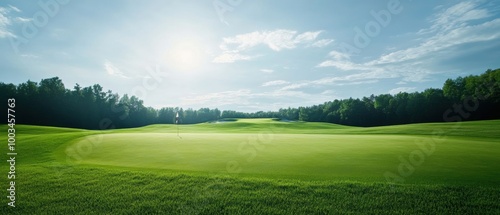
[1,0,500,112]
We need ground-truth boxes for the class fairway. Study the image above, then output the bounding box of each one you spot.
[3,119,500,214]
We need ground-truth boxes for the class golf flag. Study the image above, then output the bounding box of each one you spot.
[175,112,179,124]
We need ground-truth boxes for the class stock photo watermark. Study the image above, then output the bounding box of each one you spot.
[177,119,278,213]
[213,0,243,25]
[6,99,16,207]
[226,122,277,174]
[338,0,407,55]
[56,65,170,176]
[9,0,70,54]
[131,65,169,100]
[384,83,495,186]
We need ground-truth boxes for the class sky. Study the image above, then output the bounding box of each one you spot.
[1,0,500,112]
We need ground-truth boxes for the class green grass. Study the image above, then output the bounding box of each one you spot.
[1,119,500,214]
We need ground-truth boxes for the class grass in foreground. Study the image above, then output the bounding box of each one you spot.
[9,166,500,214]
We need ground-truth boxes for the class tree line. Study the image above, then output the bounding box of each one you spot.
[1,68,498,129]
[224,68,500,126]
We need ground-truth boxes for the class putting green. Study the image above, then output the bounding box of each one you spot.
[69,132,500,184]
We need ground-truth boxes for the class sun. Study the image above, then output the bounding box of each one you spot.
[165,40,205,72]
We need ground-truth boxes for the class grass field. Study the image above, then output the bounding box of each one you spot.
[2,119,500,214]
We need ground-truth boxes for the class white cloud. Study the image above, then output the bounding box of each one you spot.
[265,29,300,51]
[20,54,39,58]
[320,90,336,95]
[370,18,500,65]
[14,17,31,23]
[276,70,396,94]
[314,72,390,85]
[294,31,322,43]
[370,1,499,65]
[328,51,350,60]
[212,52,255,63]
[317,60,368,70]
[0,12,10,26]
[317,1,500,84]
[262,80,289,87]
[260,69,274,73]
[317,51,371,70]
[0,8,15,38]
[104,60,129,79]
[0,5,26,38]
[335,80,379,86]
[221,29,322,52]
[388,87,417,95]
[8,5,21,13]
[221,31,265,51]
[280,83,310,91]
[311,39,334,47]
[214,29,324,63]
[420,1,490,35]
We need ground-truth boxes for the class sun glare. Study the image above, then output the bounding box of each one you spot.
[165,40,205,72]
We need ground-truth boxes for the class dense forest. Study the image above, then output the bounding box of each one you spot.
[1,68,499,129]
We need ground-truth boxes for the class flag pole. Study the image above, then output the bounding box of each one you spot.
[176,112,180,138]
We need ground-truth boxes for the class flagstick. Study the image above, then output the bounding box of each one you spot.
[176,112,181,139]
